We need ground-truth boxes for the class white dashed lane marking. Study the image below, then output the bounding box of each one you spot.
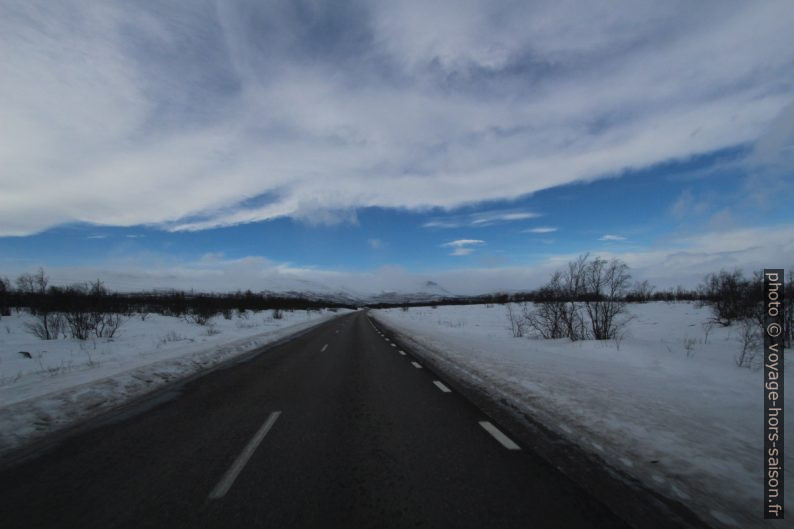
[433,380,452,393]
[209,411,282,499]
[479,421,520,450]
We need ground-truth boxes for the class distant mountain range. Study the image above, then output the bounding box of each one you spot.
[261,279,458,305]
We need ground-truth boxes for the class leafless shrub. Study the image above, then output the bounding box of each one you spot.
[83,348,99,368]
[159,330,187,344]
[701,320,716,344]
[64,309,93,340]
[524,254,631,341]
[582,257,632,340]
[562,255,591,341]
[98,313,125,339]
[683,337,697,358]
[699,269,761,326]
[185,312,211,326]
[25,312,64,340]
[505,303,526,337]
[272,308,284,320]
[524,300,566,339]
[613,326,628,351]
[625,280,655,303]
[18,269,63,340]
[736,318,762,368]
[525,265,588,341]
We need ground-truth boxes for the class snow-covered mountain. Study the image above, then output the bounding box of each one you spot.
[358,280,456,305]
[262,278,457,305]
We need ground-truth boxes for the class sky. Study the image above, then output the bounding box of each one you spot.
[1,0,793,295]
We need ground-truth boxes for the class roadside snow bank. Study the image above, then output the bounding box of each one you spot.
[372,303,791,529]
[0,309,348,453]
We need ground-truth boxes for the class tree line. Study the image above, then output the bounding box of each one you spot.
[0,269,353,340]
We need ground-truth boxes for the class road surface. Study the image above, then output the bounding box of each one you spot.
[0,311,630,528]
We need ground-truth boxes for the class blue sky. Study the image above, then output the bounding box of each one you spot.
[1,1,793,294]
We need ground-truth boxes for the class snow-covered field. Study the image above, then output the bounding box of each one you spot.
[0,308,348,452]
[373,302,791,529]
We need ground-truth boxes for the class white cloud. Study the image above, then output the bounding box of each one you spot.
[1,1,793,235]
[524,227,558,234]
[368,238,384,249]
[442,239,485,247]
[422,220,461,229]
[599,234,627,241]
[470,211,540,225]
[670,189,711,219]
[442,239,485,256]
[423,210,539,229]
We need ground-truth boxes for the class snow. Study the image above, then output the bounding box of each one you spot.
[372,302,792,529]
[0,308,349,453]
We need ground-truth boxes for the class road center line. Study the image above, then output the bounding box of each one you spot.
[209,411,282,500]
[398,350,406,355]
[321,344,328,352]
[433,380,452,393]
[390,343,396,347]
[478,421,521,450]
[411,361,422,369]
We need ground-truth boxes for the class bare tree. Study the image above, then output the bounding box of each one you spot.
[61,280,126,340]
[626,280,655,303]
[524,284,566,339]
[581,257,632,340]
[561,255,590,340]
[699,269,758,326]
[524,254,615,341]
[525,270,584,339]
[63,283,93,340]
[18,268,61,340]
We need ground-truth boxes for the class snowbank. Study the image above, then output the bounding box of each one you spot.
[372,302,791,529]
[0,308,348,453]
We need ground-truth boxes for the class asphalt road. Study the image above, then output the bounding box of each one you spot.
[0,311,631,529]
